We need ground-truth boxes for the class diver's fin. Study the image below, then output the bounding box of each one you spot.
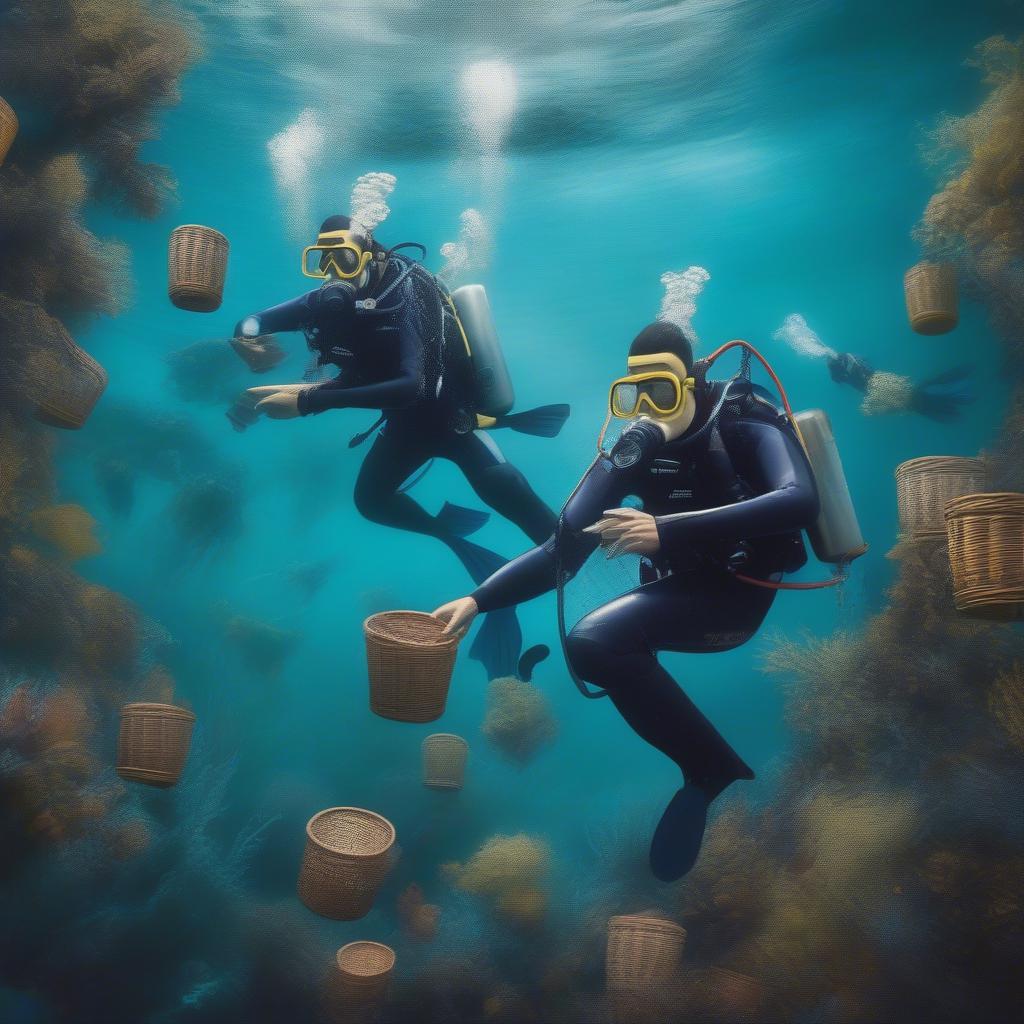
[469,606,523,680]
[649,786,712,882]
[517,644,550,683]
[445,536,507,585]
[919,364,972,390]
[436,501,490,538]
[494,404,571,438]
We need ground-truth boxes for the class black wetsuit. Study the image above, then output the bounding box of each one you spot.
[238,258,556,553]
[471,384,820,788]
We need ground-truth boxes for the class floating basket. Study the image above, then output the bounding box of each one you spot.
[945,492,1024,620]
[896,456,988,538]
[708,967,766,1020]
[168,224,229,312]
[0,96,17,165]
[324,942,395,1021]
[116,703,195,788]
[904,261,958,335]
[606,915,686,993]
[422,733,468,790]
[297,807,395,921]
[364,611,459,723]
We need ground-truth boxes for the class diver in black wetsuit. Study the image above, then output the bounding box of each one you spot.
[434,321,820,880]
[236,215,560,676]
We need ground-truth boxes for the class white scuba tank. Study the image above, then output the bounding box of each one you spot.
[794,409,867,565]
[450,284,515,417]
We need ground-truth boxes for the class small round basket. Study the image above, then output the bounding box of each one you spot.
[904,261,958,335]
[364,611,460,723]
[896,456,988,538]
[297,807,395,921]
[116,703,196,788]
[606,914,686,993]
[945,492,1024,620]
[324,941,395,1021]
[168,224,229,312]
[422,733,468,790]
[24,316,108,430]
[0,96,18,166]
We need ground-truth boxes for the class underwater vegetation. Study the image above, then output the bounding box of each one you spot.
[481,674,558,765]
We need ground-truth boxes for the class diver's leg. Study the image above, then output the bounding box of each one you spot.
[565,572,771,786]
[444,429,557,544]
[353,426,441,536]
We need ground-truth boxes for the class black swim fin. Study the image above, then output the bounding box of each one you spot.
[494,404,570,438]
[517,644,550,682]
[649,785,712,882]
[445,536,507,586]
[469,606,523,680]
[436,501,490,538]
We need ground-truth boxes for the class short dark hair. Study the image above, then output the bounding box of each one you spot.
[628,321,694,369]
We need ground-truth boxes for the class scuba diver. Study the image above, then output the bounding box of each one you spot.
[826,351,973,421]
[234,214,568,677]
[433,321,821,881]
[772,312,972,421]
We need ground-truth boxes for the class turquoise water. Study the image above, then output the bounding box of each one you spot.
[22,0,1024,1018]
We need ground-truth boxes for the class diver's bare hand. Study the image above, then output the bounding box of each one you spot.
[247,385,305,419]
[432,596,478,637]
[584,507,661,558]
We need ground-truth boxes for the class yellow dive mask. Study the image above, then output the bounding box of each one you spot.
[608,353,696,420]
[301,228,373,280]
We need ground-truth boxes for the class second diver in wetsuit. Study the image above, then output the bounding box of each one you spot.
[235,215,565,676]
[433,321,820,880]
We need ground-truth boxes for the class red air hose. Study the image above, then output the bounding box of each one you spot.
[701,339,851,592]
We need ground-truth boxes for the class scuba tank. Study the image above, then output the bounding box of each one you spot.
[793,409,866,564]
[450,284,515,417]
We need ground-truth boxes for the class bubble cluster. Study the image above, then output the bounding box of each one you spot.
[657,266,710,343]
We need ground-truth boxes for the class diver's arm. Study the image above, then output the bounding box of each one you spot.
[654,418,819,553]
[471,420,662,613]
[234,291,318,338]
[297,309,426,416]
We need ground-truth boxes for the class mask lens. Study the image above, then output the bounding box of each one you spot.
[612,382,639,416]
[645,378,679,412]
[327,247,360,275]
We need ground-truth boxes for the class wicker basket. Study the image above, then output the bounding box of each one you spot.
[422,733,468,790]
[945,492,1024,620]
[365,611,460,723]
[896,456,988,538]
[168,224,229,312]
[0,96,17,166]
[904,261,958,335]
[116,703,196,788]
[606,915,686,992]
[297,807,395,920]
[324,942,395,1021]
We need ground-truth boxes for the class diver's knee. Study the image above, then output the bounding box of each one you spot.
[475,462,532,504]
[565,627,638,689]
[353,482,388,523]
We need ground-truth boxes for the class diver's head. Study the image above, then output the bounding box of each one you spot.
[302,214,374,286]
[609,322,698,441]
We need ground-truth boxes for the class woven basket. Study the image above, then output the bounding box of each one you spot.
[896,456,988,538]
[606,915,686,992]
[168,224,229,312]
[365,611,459,723]
[116,703,195,788]
[0,96,17,166]
[945,492,1024,620]
[298,807,395,920]
[904,261,958,335]
[323,942,395,1022]
[422,733,468,790]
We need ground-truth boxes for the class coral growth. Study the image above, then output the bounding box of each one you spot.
[398,883,442,940]
[30,503,101,560]
[481,676,558,764]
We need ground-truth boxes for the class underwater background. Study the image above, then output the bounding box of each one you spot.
[2,1,1024,1021]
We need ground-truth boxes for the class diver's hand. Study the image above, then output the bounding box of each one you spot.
[584,507,661,558]
[246,384,306,419]
[432,596,478,637]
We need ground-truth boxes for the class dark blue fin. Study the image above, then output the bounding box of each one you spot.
[649,786,711,882]
[469,606,523,680]
[494,404,570,438]
[517,644,550,682]
[445,536,507,585]
[437,502,490,539]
